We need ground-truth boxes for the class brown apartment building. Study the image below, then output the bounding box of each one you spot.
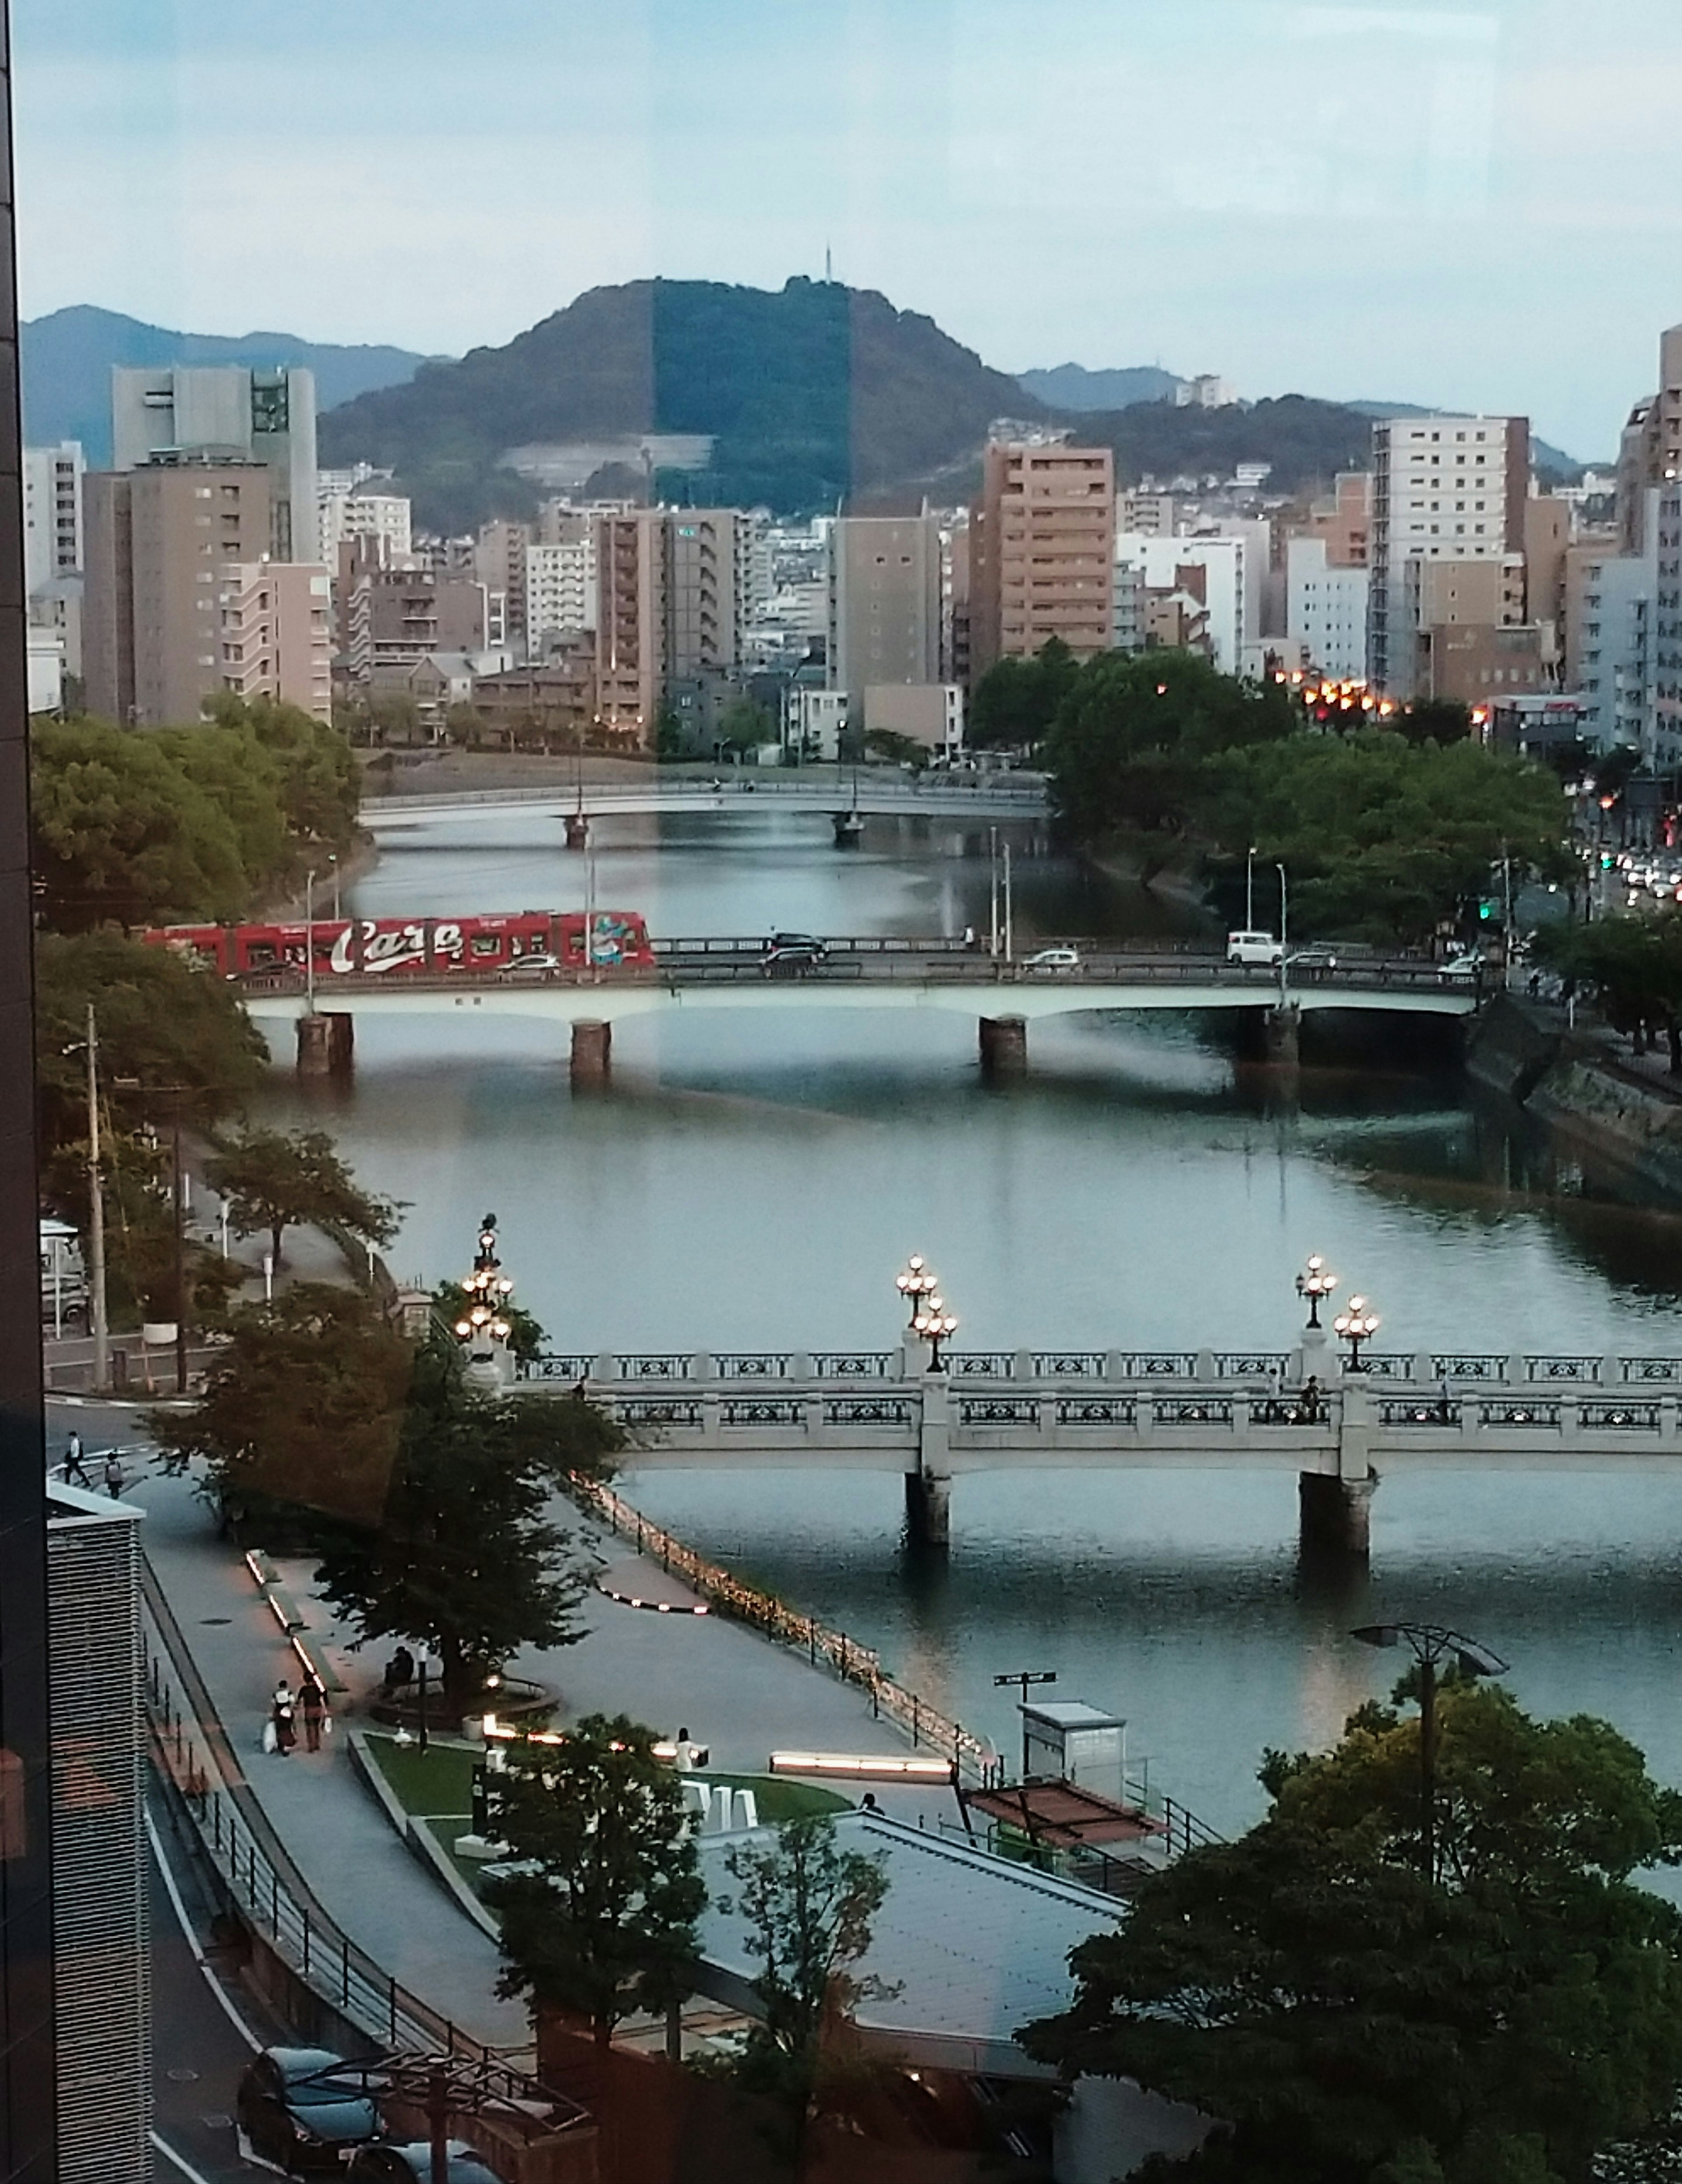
[595,509,667,740]
[968,440,1115,678]
[85,457,272,726]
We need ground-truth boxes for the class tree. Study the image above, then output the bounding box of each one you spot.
[155,1301,622,1710]
[969,635,1080,751]
[862,727,929,771]
[1532,912,1682,1068]
[718,697,774,753]
[1022,1683,1682,2183]
[484,1715,706,2048]
[201,692,360,858]
[204,1126,402,1267]
[31,716,250,928]
[719,1814,894,2164]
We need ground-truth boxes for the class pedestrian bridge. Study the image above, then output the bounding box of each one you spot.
[240,944,1479,1063]
[362,777,1048,830]
[514,1340,1682,1558]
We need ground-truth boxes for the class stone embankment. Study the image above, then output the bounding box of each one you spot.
[1467,994,1682,1200]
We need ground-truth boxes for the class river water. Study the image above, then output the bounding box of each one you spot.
[262,801,1682,1842]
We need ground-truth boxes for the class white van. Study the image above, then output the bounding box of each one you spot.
[1226,931,1283,966]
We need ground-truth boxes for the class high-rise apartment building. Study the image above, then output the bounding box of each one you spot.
[1565,526,1657,755]
[1368,414,1529,696]
[46,1484,148,2184]
[665,509,749,685]
[970,440,1116,677]
[1616,325,1682,557]
[318,477,411,566]
[524,513,598,646]
[1286,537,1370,681]
[219,561,334,720]
[112,365,317,563]
[344,564,491,689]
[475,519,533,647]
[827,514,941,699]
[24,441,85,593]
[595,509,667,740]
[1112,533,1245,672]
[84,458,273,725]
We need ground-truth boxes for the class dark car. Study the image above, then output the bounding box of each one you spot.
[346,2144,497,2181]
[761,931,828,970]
[237,2047,383,2173]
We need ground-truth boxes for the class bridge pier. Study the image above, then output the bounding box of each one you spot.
[571,1018,612,1086]
[979,1014,1028,1079]
[1264,1002,1301,1068]
[905,1468,951,1551]
[295,1010,355,1078]
[564,814,589,849]
[1298,1470,1376,1559]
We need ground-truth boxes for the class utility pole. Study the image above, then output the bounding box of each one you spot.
[994,1669,1057,1781]
[85,1002,109,1392]
[170,1095,187,1396]
[988,826,1000,959]
[1003,841,1014,964]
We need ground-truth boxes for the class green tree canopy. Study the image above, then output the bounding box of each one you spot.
[1022,1683,1682,2183]
[968,635,1080,750]
[1201,731,1571,946]
[1531,911,1682,1068]
[485,1714,706,2047]
[203,1126,402,1267]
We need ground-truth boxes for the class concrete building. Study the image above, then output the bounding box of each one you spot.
[28,625,64,713]
[1119,492,1177,537]
[112,364,317,563]
[25,440,85,593]
[1113,533,1244,671]
[666,509,749,686]
[1655,479,1682,772]
[472,649,598,747]
[863,682,965,754]
[1368,414,1529,697]
[970,440,1115,677]
[345,564,492,689]
[318,480,411,567]
[786,685,852,761]
[1563,524,1657,754]
[596,509,668,741]
[828,514,941,699]
[1617,325,1682,557]
[46,1483,149,2184]
[1176,374,1237,409]
[475,519,533,647]
[84,458,273,726]
[1421,621,1549,706]
[523,517,598,645]
[1286,536,1370,681]
[219,561,334,720]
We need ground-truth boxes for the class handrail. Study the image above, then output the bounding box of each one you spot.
[572,1476,996,1780]
[139,1552,587,2124]
[363,779,1049,815]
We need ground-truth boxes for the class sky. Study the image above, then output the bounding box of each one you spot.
[15,0,1682,458]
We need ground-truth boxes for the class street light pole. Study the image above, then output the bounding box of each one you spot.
[304,867,317,1014]
[1246,843,1257,931]
[85,1002,109,1391]
[1350,1622,1508,1884]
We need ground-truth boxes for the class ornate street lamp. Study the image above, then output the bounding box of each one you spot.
[1350,1622,1508,1883]
[895,1253,939,1329]
[455,1211,514,1350]
[912,1293,960,1372]
[1332,1293,1380,1370]
[1295,1253,1338,1329]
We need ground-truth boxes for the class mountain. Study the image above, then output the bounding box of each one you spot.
[21,306,438,465]
[318,278,1053,531]
[1017,362,1184,410]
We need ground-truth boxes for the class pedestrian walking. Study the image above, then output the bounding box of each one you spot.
[299,1675,327,1753]
[102,1450,124,1498]
[270,1682,297,1757]
[62,1432,90,1488]
[388,1644,416,1694]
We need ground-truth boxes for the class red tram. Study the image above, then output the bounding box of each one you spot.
[143,909,656,979]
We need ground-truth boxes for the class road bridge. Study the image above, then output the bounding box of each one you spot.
[513,1337,1682,1559]
[362,776,1048,832]
[241,942,1479,1076]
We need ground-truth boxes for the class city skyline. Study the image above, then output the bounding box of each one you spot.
[15,0,1682,458]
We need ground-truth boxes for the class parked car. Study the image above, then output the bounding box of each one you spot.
[237,2048,382,2173]
[1226,930,1283,966]
[761,932,828,969]
[1021,946,1081,971]
[1441,951,1484,979]
[346,2144,497,2181]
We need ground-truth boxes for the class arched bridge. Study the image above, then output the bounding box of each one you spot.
[361,777,1049,830]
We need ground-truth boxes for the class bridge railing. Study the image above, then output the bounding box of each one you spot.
[572,1476,996,1778]
[362,778,1050,816]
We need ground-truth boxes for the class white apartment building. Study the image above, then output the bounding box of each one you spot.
[318,483,412,566]
[785,686,851,761]
[1368,413,1527,697]
[24,441,85,593]
[1655,480,1682,771]
[1113,532,1245,672]
[524,529,598,644]
[1286,537,1371,682]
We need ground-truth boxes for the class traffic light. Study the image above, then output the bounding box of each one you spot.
[1477,898,1498,922]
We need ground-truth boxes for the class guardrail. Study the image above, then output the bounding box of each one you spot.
[573,1476,996,1779]
[363,778,1050,816]
[141,1554,587,2113]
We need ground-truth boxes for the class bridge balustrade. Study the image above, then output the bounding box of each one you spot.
[1432,1353,1510,1380]
[959,1397,1040,1426]
[1056,1398,1139,1427]
[720,1398,807,1427]
[618,1398,705,1428]
[518,1353,595,1383]
[1152,1397,1235,1427]
[1216,1351,1292,1380]
[1621,1358,1682,1383]
[947,1352,1017,1379]
[1032,1351,1108,1377]
[714,1354,793,1379]
[1581,1403,1663,1430]
[823,1397,916,1427]
[617,1354,693,1379]
[1477,1399,1563,1429]
[811,1353,894,1379]
[1526,1355,1605,1382]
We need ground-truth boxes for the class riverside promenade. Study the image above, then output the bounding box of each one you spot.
[98,1420,953,2047]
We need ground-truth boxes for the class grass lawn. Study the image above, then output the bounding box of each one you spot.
[361,1734,848,1826]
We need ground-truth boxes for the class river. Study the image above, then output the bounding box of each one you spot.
[260,799,1682,1842]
